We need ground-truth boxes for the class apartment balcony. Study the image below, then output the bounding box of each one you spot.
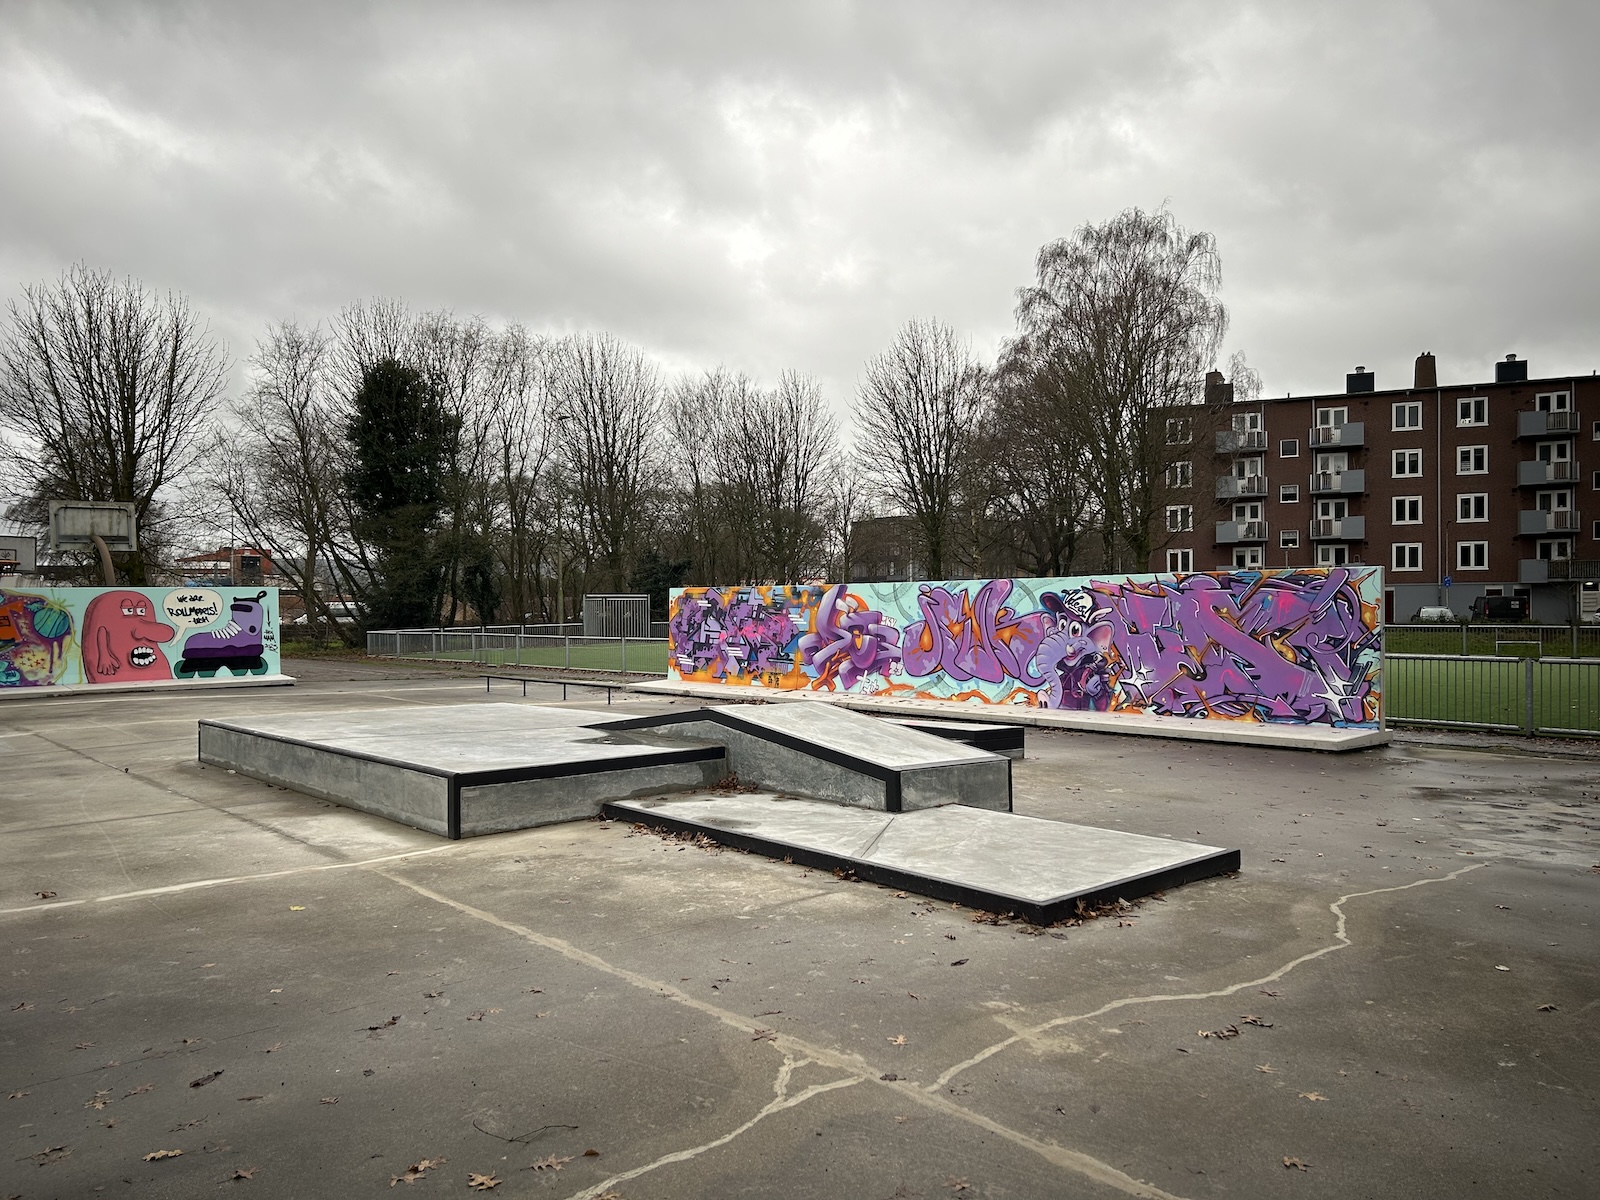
[1215,428,1267,454]
[1215,519,1268,544]
[1308,469,1365,495]
[1310,516,1365,541]
[1309,421,1365,449]
[1517,509,1581,536]
[1215,474,1268,499]
[1517,409,1582,438]
[1517,460,1579,486]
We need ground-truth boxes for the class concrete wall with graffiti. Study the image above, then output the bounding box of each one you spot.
[668,569,1383,728]
[0,586,282,690]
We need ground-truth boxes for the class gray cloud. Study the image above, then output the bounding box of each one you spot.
[1,0,1596,419]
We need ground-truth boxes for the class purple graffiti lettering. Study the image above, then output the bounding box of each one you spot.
[796,584,901,689]
[901,580,1049,686]
[1100,569,1377,726]
[669,588,800,680]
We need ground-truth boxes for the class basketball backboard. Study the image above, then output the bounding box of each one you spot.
[0,534,37,575]
[47,500,138,551]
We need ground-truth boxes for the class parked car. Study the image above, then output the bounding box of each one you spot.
[1470,595,1529,622]
[1414,606,1457,622]
[289,602,357,626]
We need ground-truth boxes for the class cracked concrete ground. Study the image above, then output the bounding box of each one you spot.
[2,663,1597,1199]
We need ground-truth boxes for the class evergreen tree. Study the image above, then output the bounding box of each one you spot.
[346,358,455,628]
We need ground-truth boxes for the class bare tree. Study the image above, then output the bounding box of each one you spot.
[1011,207,1228,571]
[484,325,559,621]
[854,317,986,579]
[214,321,362,644]
[723,371,837,583]
[549,332,662,592]
[663,367,744,585]
[0,264,227,582]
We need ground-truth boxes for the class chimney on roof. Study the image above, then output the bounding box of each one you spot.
[1204,369,1232,404]
[1413,352,1437,389]
[1495,353,1528,383]
[1346,366,1375,393]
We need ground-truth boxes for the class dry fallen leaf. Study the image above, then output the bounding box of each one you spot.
[466,1011,487,1021]
[1255,1064,1279,1074]
[31,1145,70,1165]
[8,1001,32,1012]
[73,1041,95,1050]
[582,1149,600,1157]
[289,906,305,911]
[1494,965,1510,972]
[1537,1004,1558,1012]
[945,1177,971,1193]
[231,1166,258,1180]
[8,1090,30,1100]
[367,1016,401,1030]
[85,1090,113,1110]
[1282,1156,1310,1171]
[888,1034,908,1046]
[529,1154,573,1172]
[190,1070,223,1088]
[390,1156,445,1186]
[1239,1015,1273,1028]
[467,1173,500,1190]
[237,1095,265,1102]
[950,959,968,967]
[261,1043,282,1053]
[752,1028,777,1042]
[320,1096,340,1105]
[124,1084,155,1096]
[1298,1092,1328,1102]
[1198,1025,1241,1039]
[36,890,57,899]
[144,1149,185,1161]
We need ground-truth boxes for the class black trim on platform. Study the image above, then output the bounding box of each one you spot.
[883,718,1025,755]
[604,800,1240,925]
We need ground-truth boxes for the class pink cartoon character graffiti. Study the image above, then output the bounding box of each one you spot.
[83,590,176,682]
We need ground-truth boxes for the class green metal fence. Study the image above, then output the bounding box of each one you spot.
[1387,623,1600,658]
[1386,653,1600,737]
[366,629,668,675]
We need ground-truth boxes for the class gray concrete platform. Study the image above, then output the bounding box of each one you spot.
[0,673,296,701]
[607,791,1239,923]
[199,704,725,838]
[602,702,1013,812]
[634,679,1392,751]
[882,715,1026,758]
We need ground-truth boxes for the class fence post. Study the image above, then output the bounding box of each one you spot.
[565,636,571,669]
[432,631,439,661]
[1461,623,1468,656]
[1573,621,1579,660]
[1523,656,1535,736]
[621,636,627,672]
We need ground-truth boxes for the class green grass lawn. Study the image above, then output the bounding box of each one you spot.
[1385,655,1600,734]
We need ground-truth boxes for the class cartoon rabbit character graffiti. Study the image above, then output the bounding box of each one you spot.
[1031,589,1117,711]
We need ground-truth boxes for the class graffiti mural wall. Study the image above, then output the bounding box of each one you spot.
[0,586,282,690]
[668,569,1383,728]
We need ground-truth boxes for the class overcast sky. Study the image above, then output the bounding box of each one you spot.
[3,0,1598,416]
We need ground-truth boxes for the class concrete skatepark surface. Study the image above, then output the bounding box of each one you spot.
[608,793,1238,922]
[2,658,1596,1198]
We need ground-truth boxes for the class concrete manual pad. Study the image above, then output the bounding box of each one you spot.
[600,704,1013,813]
[199,704,725,839]
[607,792,1240,923]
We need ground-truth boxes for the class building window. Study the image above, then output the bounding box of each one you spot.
[1392,496,1422,525]
[1166,505,1193,533]
[1457,493,1488,522]
[1280,438,1299,458]
[1393,448,1423,477]
[1535,391,1571,413]
[1593,470,1600,490]
[1456,541,1488,570]
[1166,417,1192,445]
[1316,544,1349,566]
[1537,539,1572,561]
[1280,530,1300,549]
[1593,420,1600,442]
[1316,407,1348,429]
[1456,445,1488,474]
[1167,461,1192,488]
[1594,520,1600,540]
[1392,401,1423,431]
[1166,548,1193,573]
[1280,484,1300,503]
[1233,546,1263,569]
[1392,543,1423,571]
[1457,397,1488,426]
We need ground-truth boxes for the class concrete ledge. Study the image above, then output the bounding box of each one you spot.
[0,674,296,702]
[631,679,1391,752]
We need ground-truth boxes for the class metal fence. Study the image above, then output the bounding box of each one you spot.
[367,628,668,674]
[1387,623,1600,658]
[1386,653,1600,737]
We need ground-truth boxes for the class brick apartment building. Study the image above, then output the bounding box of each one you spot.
[1153,353,1600,624]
